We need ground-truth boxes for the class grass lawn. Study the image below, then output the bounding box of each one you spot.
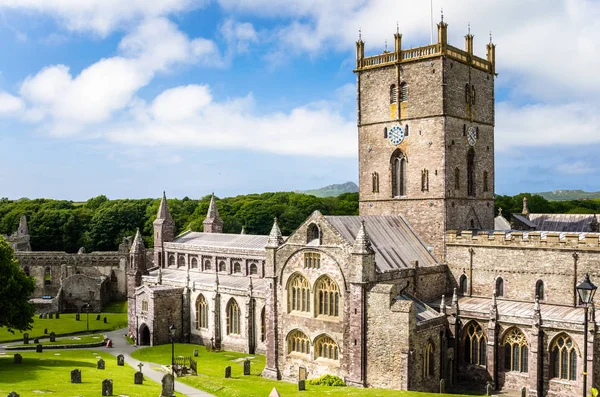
[10,333,106,347]
[0,349,184,397]
[102,300,127,313]
[0,312,127,343]
[132,344,480,397]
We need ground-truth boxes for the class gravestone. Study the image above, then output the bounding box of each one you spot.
[36,344,42,353]
[75,313,80,321]
[137,363,144,374]
[298,380,305,391]
[55,313,60,319]
[39,314,43,319]
[243,359,250,375]
[103,317,107,323]
[48,313,53,319]
[49,332,56,342]
[43,314,47,319]
[96,314,101,321]
[521,387,527,397]
[225,366,231,378]
[486,382,493,396]
[44,328,48,334]
[298,367,306,381]
[193,349,198,357]
[268,388,280,397]
[117,354,124,366]
[33,338,39,344]
[101,378,113,396]
[134,371,144,384]
[23,333,29,345]
[161,374,175,397]
[7,392,19,397]
[71,369,81,384]
[13,354,22,364]
[97,359,105,369]
[440,379,445,393]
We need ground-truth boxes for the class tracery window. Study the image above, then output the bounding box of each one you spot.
[315,335,339,361]
[249,263,258,275]
[551,334,577,381]
[459,274,468,295]
[44,267,51,286]
[288,274,311,313]
[391,150,407,197]
[196,294,208,329]
[467,149,476,197]
[288,330,310,355]
[423,341,435,377]
[496,277,504,297]
[400,82,408,102]
[178,255,185,268]
[168,255,175,267]
[455,168,460,190]
[191,257,198,269]
[390,84,397,104]
[421,169,429,192]
[316,276,340,317]
[233,262,241,273]
[304,252,321,269]
[503,328,528,372]
[204,260,211,271]
[226,299,241,335]
[372,172,380,193]
[464,322,486,365]
[218,261,226,272]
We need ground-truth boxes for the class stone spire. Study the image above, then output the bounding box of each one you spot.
[17,214,28,236]
[266,218,284,248]
[522,196,530,216]
[353,220,374,254]
[590,214,599,232]
[203,193,223,233]
[156,191,174,222]
[131,229,145,253]
[451,287,459,313]
[241,226,246,235]
[440,294,447,315]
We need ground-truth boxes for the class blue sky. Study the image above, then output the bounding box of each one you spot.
[0,0,598,200]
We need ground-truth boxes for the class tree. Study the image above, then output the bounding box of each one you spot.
[0,236,36,333]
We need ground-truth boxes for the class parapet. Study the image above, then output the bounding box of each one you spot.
[446,230,600,249]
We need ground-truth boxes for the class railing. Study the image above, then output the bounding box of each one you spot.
[361,52,397,68]
[446,46,469,62]
[401,44,440,61]
[173,356,198,376]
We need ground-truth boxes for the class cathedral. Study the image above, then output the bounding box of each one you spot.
[127,20,600,397]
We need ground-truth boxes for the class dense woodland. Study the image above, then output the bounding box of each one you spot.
[0,192,598,253]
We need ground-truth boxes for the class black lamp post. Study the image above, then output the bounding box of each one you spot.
[169,324,176,377]
[576,273,597,397]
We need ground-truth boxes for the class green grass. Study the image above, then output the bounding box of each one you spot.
[0,350,184,397]
[132,344,480,397]
[102,300,128,313]
[0,312,128,343]
[10,333,106,347]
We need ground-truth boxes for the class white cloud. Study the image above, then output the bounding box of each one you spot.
[220,19,258,54]
[555,161,595,176]
[0,91,24,114]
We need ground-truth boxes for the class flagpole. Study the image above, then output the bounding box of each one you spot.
[430,0,434,44]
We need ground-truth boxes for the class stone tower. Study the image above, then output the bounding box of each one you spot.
[355,20,496,257]
[153,192,175,268]
[203,193,223,233]
[127,229,146,337]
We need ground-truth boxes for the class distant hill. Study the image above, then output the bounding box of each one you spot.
[536,190,600,201]
[299,182,359,197]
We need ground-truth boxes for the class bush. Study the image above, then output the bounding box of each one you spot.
[307,374,346,387]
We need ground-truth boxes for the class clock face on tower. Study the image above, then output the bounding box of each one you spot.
[467,126,477,146]
[388,125,405,145]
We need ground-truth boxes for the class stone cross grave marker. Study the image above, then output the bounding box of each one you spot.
[49,332,56,342]
[13,354,22,364]
[97,359,105,370]
[71,369,81,384]
[161,374,174,397]
[298,380,305,391]
[7,392,20,397]
[243,359,250,375]
[117,354,124,366]
[134,371,144,384]
[101,378,113,396]
[36,344,43,353]
[23,333,29,345]
[137,363,144,373]
[225,366,231,378]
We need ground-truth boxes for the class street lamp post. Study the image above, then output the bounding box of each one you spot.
[169,324,176,378]
[576,273,597,397]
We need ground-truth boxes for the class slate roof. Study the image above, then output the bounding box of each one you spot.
[395,294,442,323]
[324,215,437,272]
[173,231,269,252]
[527,213,597,233]
[511,214,537,229]
[494,214,511,231]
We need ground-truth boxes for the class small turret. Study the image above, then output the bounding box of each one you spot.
[153,192,175,268]
[203,193,223,233]
[355,29,364,68]
[266,218,284,248]
[522,196,530,217]
[464,23,474,57]
[353,220,374,254]
[241,226,246,235]
[437,13,448,48]
[129,229,147,274]
[17,214,28,236]
[486,32,496,74]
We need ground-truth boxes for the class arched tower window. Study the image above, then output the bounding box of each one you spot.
[464,322,486,365]
[178,255,185,268]
[459,274,468,295]
[226,299,241,335]
[536,280,545,300]
[551,334,577,381]
[218,261,226,272]
[455,168,460,190]
[391,150,407,197]
[390,84,397,104]
[467,148,476,197]
[400,82,408,102]
[288,273,310,313]
[233,262,241,273]
[316,276,340,317]
[372,172,380,193]
[483,171,489,193]
[496,277,504,297]
[191,258,198,269]
[307,223,320,245]
[196,294,208,329]
[204,260,211,271]
[44,267,51,286]
[315,335,339,360]
[249,263,258,275]
[503,328,528,372]
[424,340,435,377]
[288,330,310,355]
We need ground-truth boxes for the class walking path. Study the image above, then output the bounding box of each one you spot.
[1,328,214,397]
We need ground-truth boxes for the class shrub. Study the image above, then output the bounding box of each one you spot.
[307,374,346,387]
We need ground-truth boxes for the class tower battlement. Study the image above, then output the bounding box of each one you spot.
[446,230,600,249]
[355,21,495,74]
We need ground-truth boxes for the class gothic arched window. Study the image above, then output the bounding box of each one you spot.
[467,148,476,197]
[316,276,340,317]
[536,280,545,300]
[44,267,51,286]
[372,172,380,193]
[496,277,504,297]
[315,335,339,360]
[459,274,468,295]
[196,294,208,329]
[424,341,435,377]
[391,150,407,197]
[288,330,310,355]
[233,262,241,273]
[400,82,408,102]
[288,273,310,313]
[218,261,226,272]
[178,255,185,268]
[226,299,241,335]
[503,328,528,372]
[464,322,486,365]
[551,334,577,381]
[249,263,258,275]
[191,257,198,269]
[204,260,211,271]
[390,84,397,104]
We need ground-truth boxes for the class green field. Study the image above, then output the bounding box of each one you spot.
[132,344,479,397]
[9,333,105,347]
[0,350,184,397]
[0,312,127,343]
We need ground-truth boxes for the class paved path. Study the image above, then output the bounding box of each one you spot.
[1,328,214,397]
